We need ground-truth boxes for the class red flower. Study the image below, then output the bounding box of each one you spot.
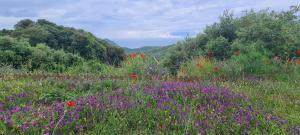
[159,124,165,130]
[130,74,137,79]
[213,67,219,71]
[66,101,76,107]
[140,54,145,59]
[296,50,300,56]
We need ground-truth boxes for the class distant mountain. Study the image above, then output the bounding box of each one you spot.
[123,46,160,53]
[123,45,173,58]
[96,38,174,58]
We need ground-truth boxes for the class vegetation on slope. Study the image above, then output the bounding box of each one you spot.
[162,7,300,74]
[0,36,83,72]
[0,19,125,66]
[123,45,173,58]
[0,6,300,135]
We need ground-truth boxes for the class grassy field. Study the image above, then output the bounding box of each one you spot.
[0,55,299,134]
[0,72,299,134]
[1,5,300,135]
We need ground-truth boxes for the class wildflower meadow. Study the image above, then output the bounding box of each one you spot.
[1,52,300,134]
[1,5,300,135]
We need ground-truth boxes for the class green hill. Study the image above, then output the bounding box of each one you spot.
[162,7,300,74]
[123,45,174,58]
[0,19,125,66]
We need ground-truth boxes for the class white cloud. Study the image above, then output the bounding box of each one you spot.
[103,30,182,39]
[0,0,299,47]
[0,16,30,29]
[37,9,67,19]
[0,16,23,24]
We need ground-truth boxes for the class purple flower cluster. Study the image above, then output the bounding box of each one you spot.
[5,92,31,102]
[0,81,297,134]
[0,90,140,133]
[142,81,295,134]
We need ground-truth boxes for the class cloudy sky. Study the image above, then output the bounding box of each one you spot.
[0,0,299,48]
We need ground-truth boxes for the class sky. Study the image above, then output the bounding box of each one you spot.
[0,0,299,48]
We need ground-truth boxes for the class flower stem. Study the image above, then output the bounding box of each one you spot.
[53,110,67,135]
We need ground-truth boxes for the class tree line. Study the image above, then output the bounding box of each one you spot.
[0,19,125,70]
[162,6,300,74]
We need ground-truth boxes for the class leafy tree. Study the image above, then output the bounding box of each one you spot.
[14,19,35,29]
[206,36,231,60]
[162,6,300,74]
[205,10,237,42]
[0,36,83,71]
[1,19,125,66]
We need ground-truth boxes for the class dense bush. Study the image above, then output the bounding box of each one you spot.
[0,19,125,66]
[0,36,83,72]
[179,49,300,81]
[162,6,300,74]
[177,57,224,80]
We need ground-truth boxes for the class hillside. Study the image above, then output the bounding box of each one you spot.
[162,7,300,74]
[123,45,173,58]
[1,5,300,135]
[0,19,125,66]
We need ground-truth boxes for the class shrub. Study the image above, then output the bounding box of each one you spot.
[0,36,84,72]
[178,57,224,80]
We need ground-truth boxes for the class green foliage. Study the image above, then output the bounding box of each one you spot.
[230,43,270,75]
[122,54,147,76]
[0,75,298,134]
[14,19,35,29]
[206,36,231,60]
[235,8,300,58]
[163,6,300,74]
[162,46,188,75]
[39,91,73,103]
[179,42,300,81]
[0,36,83,72]
[178,57,223,80]
[1,19,125,66]
[124,45,173,58]
[221,80,300,125]
[205,10,237,42]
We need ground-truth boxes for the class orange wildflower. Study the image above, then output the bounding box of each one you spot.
[196,64,203,68]
[295,60,300,65]
[130,53,138,58]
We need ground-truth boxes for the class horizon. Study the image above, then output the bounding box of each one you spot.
[0,0,299,49]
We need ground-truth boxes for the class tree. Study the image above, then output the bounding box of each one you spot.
[0,36,83,71]
[162,6,300,74]
[206,36,231,60]
[14,19,35,29]
[3,19,126,66]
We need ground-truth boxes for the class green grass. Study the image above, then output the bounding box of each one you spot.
[0,56,299,134]
[220,80,300,125]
